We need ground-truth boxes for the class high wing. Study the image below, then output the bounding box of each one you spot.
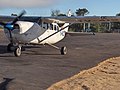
[0,15,41,23]
[41,16,120,23]
[1,15,120,24]
[0,16,14,22]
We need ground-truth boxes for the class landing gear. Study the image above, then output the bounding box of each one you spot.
[60,46,67,55]
[7,43,22,57]
[14,45,22,57]
[47,43,67,55]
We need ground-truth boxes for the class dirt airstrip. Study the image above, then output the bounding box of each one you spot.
[0,30,120,90]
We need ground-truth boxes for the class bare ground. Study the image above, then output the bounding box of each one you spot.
[0,30,120,90]
[48,57,120,90]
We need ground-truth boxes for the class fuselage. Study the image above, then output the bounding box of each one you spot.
[4,21,69,45]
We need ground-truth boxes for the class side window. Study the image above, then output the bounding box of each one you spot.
[53,25,59,31]
[50,24,53,30]
[37,18,42,25]
[57,26,59,30]
[42,22,48,29]
[49,23,59,30]
[54,25,57,30]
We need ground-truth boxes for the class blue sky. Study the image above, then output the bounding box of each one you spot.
[0,0,120,16]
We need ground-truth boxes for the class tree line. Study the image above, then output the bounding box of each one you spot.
[51,8,120,33]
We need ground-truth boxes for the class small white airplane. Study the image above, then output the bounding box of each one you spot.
[0,10,120,57]
[0,10,73,57]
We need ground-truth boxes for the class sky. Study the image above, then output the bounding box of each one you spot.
[0,0,120,16]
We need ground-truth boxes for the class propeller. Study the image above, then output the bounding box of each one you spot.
[11,10,26,25]
[0,10,26,30]
[0,10,26,43]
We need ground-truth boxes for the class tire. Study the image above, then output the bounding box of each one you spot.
[60,46,67,55]
[14,46,22,57]
[7,43,13,52]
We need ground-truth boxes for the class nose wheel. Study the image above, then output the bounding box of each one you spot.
[7,43,22,57]
[14,45,22,57]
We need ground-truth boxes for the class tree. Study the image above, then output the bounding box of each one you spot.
[72,8,89,32]
[51,9,67,16]
[58,14,66,16]
[111,12,120,32]
[75,8,89,16]
[116,13,120,16]
[51,10,60,16]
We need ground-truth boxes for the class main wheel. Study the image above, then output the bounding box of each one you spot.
[60,46,67,55]
[7,43,13,52]
[14,46,22,57]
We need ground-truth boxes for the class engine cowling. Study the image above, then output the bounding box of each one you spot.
[15,21,46,42]
[15,21,35,34]
[5,21,46,43]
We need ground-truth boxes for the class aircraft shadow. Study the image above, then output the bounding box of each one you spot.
[0,45,41,53]
[0,78,14,90]
[0,45,60,56]
[0,45,40,54]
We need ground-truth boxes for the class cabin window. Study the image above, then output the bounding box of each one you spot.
[42,22,48,29]
[50,24,53,30]
[54,25,59,31]
[48,23,59,30]
[57,26,59,30]
[53,25,59,31]
[37,18,42,25]
[54,25,57,30]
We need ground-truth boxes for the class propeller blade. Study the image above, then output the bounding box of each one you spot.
[0,10,26,44]
[12,10,26,24]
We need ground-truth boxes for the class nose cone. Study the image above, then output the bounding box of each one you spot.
[5,23,14,30]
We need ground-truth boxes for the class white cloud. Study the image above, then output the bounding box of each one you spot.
[0,0,58,8]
